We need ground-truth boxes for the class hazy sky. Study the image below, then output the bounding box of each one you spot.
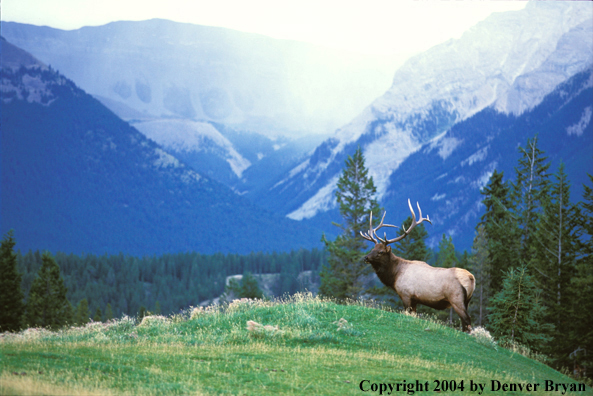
[2,0,527,56]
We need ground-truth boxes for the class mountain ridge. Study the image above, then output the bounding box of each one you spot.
[0,38,324,255]
[269,2,592,225]
[0,19,400,137]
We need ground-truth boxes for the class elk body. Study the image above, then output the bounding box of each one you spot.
[361,200,475,332]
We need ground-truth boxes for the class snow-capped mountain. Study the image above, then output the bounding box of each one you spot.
[133,119,251,184]
[1,37,324,255]
[386,67,592,249]
[0,19,399,137]
[267,1,592,228]
[130,118,326,192]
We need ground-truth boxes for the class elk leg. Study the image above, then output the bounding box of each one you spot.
[400,296,416,313]
[451,302,472,332]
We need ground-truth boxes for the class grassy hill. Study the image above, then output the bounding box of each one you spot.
[0,294,590,395]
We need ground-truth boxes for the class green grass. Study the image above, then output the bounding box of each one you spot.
[1,293,590,395]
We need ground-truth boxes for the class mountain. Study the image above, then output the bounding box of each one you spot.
[0,19,399,137]
[128,118,325,193]
[258,2,593,249]
[1,19,368,193]
[384,67,593,249]
[131,118,252,187]
[0,37,323,255]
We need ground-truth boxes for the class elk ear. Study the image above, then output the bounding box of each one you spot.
[386,245,391,253]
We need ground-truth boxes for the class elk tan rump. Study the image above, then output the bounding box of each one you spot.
[455,267,475,302]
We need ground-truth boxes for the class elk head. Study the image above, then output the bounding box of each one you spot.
[360,199,432,266]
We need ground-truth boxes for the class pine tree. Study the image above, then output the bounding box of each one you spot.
[222,272,264,300]
[391,217,429,262]
[0,230,25,332]
[458,250,470,270]
[25,252,72,329]
[76,298,90,326]
[154,301,161,315]
[580,174,593,258]
[572,173,593,376]
[437,234,459,323]
[480,170,520,292]
[512,135,550,265]
[279,258,300,295]
[530,163,580,365]
[93,307,102,322]
[488,266,553,350]
[240,272,264,299]
[468,224,490,327]
[436,234,458,268]
[320,146,381,299]
[138,305,147,320]
[105,303,114,322]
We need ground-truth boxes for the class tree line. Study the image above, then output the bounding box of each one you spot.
[0,134,590,378]
[476,135,592,376]
[0,241,326,331]
[320,138,591,378]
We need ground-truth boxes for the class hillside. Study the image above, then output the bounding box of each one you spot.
[1,295,589,395]
[0,38,323,255]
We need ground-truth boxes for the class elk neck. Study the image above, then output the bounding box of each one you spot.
[369,251,406,290]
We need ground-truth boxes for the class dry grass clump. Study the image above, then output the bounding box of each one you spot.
[189,306,205,319]
[333,318,350,331]
[246,320,283,338]
[469,326,498,350]
[138,315,169,327]
[225,297,276,313]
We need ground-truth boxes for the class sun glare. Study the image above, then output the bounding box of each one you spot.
[2,0,527,55]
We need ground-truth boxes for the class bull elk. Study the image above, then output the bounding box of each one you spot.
[360,199,475,332]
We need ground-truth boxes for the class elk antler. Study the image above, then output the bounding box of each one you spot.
[360,199,432,245]
[359,210,398,244]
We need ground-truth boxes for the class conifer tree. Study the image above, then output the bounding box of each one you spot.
[458,251,470,270]
[94,307,102,322]
[530,163,580,363]
[105,303,114,322]
[76,298,90,326]
[25,252,72,329]
[320,146,381,299]
[391,217,429,262]
[469,225,490,326]
[239,272,264,299]
[488,266,553,349]
[436,234,458,268]
[437,234,459,323]
[0,230,25,332]
[480,170,520,292]
[572,173,593,375]
[512,135,550,264]
[280,259,300,295]
[223,272,264,300]
[138,305,147,320]
[580,174,593,258]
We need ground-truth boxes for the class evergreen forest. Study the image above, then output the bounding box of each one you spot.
[1,134,591,379]
[7,247,326,323]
